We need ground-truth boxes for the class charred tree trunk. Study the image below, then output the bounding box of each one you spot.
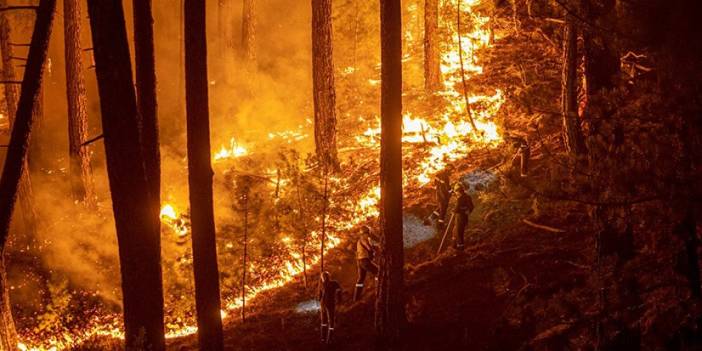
[0,6,37,236]
[86,1,165,349]
[561,14,586,156]
[375,0,406,347]
[241,0,255,63]
[64,0,95,206]
[423,0,441,92]
[319,169,329,272]
[581,0,618,98]
[133,0,161,233]
[311,0,339,169]
[678,209,700,297]
[184,0,225,348]
[0,0,56,347]
[241,193,248,322]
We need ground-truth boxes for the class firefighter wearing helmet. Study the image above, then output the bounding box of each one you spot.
[319,271,342,344]
[453,182,474,251]
[354,225,379,301]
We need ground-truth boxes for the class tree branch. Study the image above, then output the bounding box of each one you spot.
[81,133,103,146]
[0,6,39,12]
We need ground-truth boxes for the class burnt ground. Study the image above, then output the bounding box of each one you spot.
[165,199,595,351]
[158,139,702,351]
[69,135,702,351]
[161,144,610,351]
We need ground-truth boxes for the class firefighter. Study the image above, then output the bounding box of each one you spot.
[354,226,379,301]
[517,138,530,177]
[508,136,530,177]
[319,271,342,344]
[453,183,474,251]
[431,164,454,227]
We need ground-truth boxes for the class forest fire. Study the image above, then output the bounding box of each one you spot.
[160,204,190,237]
[213,137,248,162]
[1,0,698,347]
[4,0,513,349]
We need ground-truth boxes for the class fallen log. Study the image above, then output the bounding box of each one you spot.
[522,218,565,233]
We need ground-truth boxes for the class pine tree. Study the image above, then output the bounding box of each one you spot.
[241,0,256,62]
[561,13,586,156]
[86,0,165,349]
[184,0,225,348]
[133,0,161,233]
[423,0,441,92]
[64,0,95,206]
[0,1,38,236]
[375,0,407,348]
[0,0,56,347]
[311,0,339,169]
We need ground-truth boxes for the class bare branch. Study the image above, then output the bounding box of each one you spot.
[0,6,39,12]
[522,219,565,233]
[81,133,103,147]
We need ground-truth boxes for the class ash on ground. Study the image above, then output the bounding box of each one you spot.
[295,299,320,314]
[460,169,497,194]
[403,215,435,248]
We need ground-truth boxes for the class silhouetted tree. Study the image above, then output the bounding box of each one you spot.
[375,0,406,348]
[184,0,225,348]
[133,0,160,232]
[311,0,338,169]
[561,13,586,155]
[423,0,441,92]
[581,0,619,98]
[0,3,37,236]
[64,0,95,206]
[0,0,56,347]
[86,0,164,349]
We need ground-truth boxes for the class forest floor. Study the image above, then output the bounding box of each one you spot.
[159,133,702,350]
[162,143,610,351]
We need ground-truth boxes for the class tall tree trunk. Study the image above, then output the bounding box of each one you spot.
[133,0,160,234]
[375,0,406,347]
[86,1,165,349]
[241,0,255,62]
[0,0,56,347]
[184,0,225,348]
[311,0,339,169]
[0,6,37,236]
[27,84,43,173]
[581,0,618,98]
[561,14,586,156]
[423,0,441,92]
[64,0,95,206]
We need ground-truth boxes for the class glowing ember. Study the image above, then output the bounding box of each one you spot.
[16,0,503,349]
[213,138,248,161]
[160,204,190,237]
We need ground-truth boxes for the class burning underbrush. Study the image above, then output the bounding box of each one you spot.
[6,0,523,349]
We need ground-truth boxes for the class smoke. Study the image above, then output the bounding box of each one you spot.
[2,0,329,326]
